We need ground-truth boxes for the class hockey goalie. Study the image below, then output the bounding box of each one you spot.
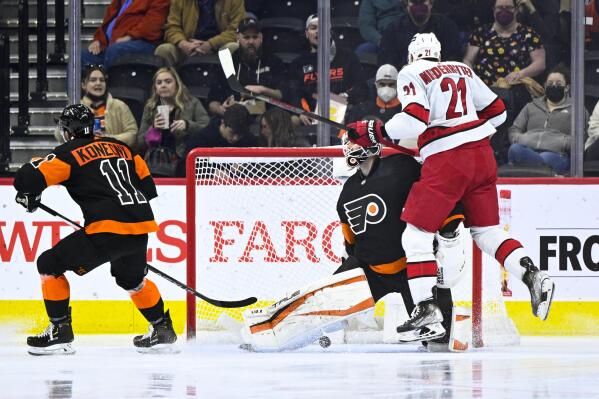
[241,136,470,352]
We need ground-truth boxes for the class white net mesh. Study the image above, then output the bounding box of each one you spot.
[187,149,519,346]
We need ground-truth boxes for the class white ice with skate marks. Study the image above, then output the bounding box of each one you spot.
[1,330,599,399]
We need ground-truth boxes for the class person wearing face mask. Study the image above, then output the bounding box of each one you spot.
[55,66,138,146]
[347,64,403,126]
[463,0,546,165]
[463,0,545,87]
[507,66,589,175]
[378,0,462,70]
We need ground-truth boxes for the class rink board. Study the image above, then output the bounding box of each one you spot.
[1,178,599,335]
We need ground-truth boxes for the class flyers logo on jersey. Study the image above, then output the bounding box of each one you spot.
[343,194,387,235]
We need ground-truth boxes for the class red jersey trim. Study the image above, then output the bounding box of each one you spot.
[477,97,506,121]
[403,103,430,125]
[417,119,487,149]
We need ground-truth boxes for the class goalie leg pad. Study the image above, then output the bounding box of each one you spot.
[242,268,375,352]
[435,229,466,289]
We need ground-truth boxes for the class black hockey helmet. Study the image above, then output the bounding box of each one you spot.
[57,104,95,139]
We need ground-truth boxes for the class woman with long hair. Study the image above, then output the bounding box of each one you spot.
[259,108,310,147]
[55,65,138,146]
[137,67,210,157]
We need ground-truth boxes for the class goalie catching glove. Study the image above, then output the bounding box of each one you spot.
[15,192,41,213]
[241,268,375,352]
[346,120,387,148]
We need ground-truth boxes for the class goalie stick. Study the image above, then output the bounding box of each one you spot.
[217,49,416,157]
[38,203,257,309]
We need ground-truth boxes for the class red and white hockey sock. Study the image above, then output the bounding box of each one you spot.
[471,225,527,281]
[402,224,438,303]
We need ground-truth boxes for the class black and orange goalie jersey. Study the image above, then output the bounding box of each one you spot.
[337,154,421,272]
[14,136,158,235]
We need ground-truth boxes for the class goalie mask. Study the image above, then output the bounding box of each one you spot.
[57,104,95,141]
[408,33,441,64]
[342,132,382,168]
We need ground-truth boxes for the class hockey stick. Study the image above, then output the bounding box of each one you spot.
[217,49,416,156]
[38,203,258,308]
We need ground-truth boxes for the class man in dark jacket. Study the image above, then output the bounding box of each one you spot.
[208,17,286,117]
[287,15,366,126]
[82,0,170,68]
[378,0,462,69]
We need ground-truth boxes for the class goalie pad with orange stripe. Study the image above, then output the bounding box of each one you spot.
[241,268,375,352]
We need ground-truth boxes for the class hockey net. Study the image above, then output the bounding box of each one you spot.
[185,147,519,347]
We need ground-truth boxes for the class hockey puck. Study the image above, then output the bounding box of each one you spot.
[319,336,331,348]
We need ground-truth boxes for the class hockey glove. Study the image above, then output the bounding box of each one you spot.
[346,120,387,147]
[15,192,41,213]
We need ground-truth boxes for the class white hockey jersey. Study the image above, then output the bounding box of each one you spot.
[385,60,507,160]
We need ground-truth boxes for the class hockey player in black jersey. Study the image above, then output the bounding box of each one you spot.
[13,104,176,355]
[240,136,467,352]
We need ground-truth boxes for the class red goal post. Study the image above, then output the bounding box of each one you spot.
[185,147,519,346]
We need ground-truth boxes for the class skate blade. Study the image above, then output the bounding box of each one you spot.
[425,342,450,353]
[28,343,75,356]
[397,323,446,343]
[536,279,555,321]
[136,343,180,354]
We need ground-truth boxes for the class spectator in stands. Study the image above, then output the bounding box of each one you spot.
[378,0,462,69]
[176,104,258,175]
[357,0,406,56]
[463,0,545,86]
[154,0,245,67]
[82,0,169,69]
[517,0,561,69]
[507,66,588,175]
[207,17,285,117]
[55,66,138,146]
[137,67,210,158]
[287,15,366,126]
[432,0,495,47]
[346,64,402,124]
[463,0,546,164]
[259,108,311,147]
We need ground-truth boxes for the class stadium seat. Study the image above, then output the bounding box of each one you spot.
[109,86,146,127]
[497,164,555,177]
[584,160,599,176]
[261,18,306,55]
[260,0,315,21]
[177,54,222,102]
[107,54,164,98]
[332,17,362,51]
[358,52,378,80]
[585,51,599,85]
[332,0,361,18]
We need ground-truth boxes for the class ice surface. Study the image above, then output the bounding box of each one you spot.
[1,334,599,399]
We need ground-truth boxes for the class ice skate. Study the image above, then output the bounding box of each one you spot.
[521,257,554,321]
[396,299,445,342]
[27,308,75,356]
[134,310,178,353]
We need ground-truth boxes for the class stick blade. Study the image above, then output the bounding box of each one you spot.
[218,48,236,78]
[218,48,249,95]
[211,296,257,308]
